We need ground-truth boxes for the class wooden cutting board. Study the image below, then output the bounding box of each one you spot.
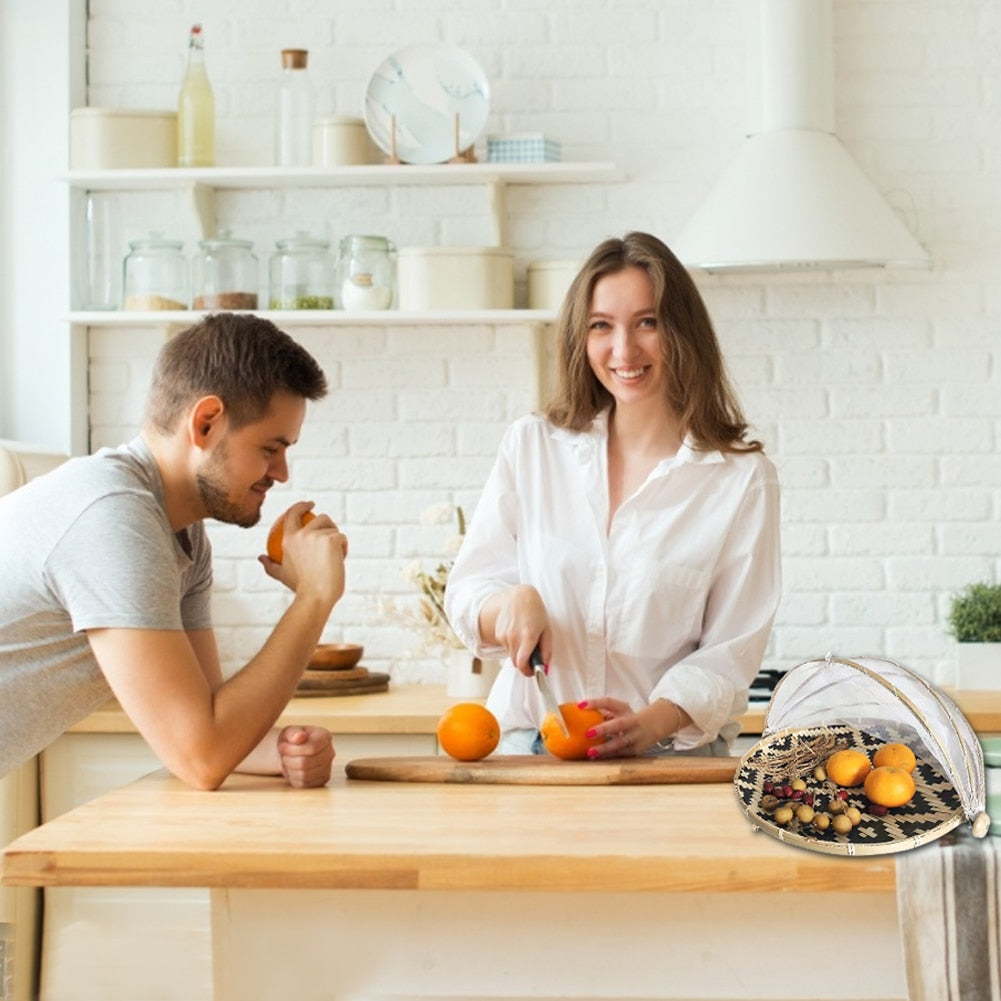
[344,754,740,786]
[300,666,370,683]
[294,671,390,697]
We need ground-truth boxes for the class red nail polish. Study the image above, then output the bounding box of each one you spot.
[586,748,599,759]
[577,700,588,708]
[585,728,596,738]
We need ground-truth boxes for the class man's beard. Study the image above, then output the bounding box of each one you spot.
[196,440,264,528]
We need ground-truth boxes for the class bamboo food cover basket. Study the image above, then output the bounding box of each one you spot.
[734,654,989,856]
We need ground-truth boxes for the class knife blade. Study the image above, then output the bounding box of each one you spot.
[530,645,570,738]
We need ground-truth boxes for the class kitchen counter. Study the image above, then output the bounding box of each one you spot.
[22,685,1001,999]
[3,765,911,1000]
[67,683,1001,739]
[66,683,465,736]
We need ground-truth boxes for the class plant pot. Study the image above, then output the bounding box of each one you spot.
[955,642,1001,689]
[445,650,500,699]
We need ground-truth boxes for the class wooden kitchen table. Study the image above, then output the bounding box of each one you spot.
[3,766,909,1001]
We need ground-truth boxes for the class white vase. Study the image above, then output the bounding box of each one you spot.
[445,650,500,699]
[955,642,1001,689]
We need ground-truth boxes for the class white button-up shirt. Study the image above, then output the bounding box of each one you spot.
[444,411,782,750]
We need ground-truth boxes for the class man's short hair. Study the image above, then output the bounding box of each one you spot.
[145,313,328,432]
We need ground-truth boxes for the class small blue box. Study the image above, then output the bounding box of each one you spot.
[486,134,561,164]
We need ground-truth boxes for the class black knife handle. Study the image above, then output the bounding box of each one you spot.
[529,644,545,670]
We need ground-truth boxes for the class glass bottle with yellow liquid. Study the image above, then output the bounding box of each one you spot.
[177,23,215,167]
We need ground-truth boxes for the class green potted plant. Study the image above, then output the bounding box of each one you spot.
[947,582,1001,689]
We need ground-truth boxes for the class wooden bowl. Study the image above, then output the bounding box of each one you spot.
[309,643,364,670]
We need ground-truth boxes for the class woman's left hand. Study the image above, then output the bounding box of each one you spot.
[578,696,684,759]
[577,697,651,759]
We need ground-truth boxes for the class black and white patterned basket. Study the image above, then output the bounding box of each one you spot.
[735,723,966,856]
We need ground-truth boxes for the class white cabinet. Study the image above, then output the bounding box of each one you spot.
[38,728,435,1001]
[0,760,39,1001]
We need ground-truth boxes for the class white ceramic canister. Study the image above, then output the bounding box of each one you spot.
[527,259,582,311]
[397,247,514,310]
[312,116,377,166]
[70,108,178,170]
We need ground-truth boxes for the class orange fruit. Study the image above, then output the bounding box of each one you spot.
[872,742,917,773]
[864,765,916,808]
[436,703,500,761]
[825,748,872,787]
[540,703,605,760]
[266,510,316,564]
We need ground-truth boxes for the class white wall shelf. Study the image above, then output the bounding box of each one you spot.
[66,309,557,327]
[65,161,607,451]
[64,161,617,242]
[63,161,618,191]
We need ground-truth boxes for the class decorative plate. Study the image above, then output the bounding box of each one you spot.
[734,723,965,856]
[364,43,491,164]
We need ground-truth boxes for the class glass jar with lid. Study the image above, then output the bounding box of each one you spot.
[191,233,259,310]
[336,234,396,311]
[122,233,188,310]
[268,233,336,309]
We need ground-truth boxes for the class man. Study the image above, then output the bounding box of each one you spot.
[0,313,347,789]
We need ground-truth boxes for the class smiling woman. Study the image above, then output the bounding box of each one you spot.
[444,232,782,760]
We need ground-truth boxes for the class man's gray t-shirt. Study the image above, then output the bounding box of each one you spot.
[0,436,213,776]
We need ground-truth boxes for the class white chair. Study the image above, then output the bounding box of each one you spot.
[0,440,68,1001]
[0,439,69,495]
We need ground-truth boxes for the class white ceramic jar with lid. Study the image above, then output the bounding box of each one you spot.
[191,234,259,311]
[397,246,514,310]
[527,259,582,311]
[268,233,336,309]
[336,235,396,311]
[312,116,376,166]
[122,234,188,311]
[70,108,178,170]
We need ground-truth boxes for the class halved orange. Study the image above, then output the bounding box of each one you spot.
[540,703,605,760]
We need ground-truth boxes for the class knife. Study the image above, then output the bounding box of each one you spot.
[530,644,570,738]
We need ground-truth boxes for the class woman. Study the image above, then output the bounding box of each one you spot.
[444,232,781,757]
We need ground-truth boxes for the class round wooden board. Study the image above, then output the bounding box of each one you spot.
[294,671,391,698]
[300,666,370,683]
[293,680,390,698]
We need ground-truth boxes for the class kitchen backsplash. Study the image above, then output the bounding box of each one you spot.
[75,0,1001,687]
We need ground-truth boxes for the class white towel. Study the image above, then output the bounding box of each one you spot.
[896,830,1001,1000]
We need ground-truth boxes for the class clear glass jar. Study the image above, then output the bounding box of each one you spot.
[122,233,188,310]
[268,233,336,309]
[336,234,396,311]
[274,48,314,167]
[191,234,259,310]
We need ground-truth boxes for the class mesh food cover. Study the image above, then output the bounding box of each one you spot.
[735,653,989,855]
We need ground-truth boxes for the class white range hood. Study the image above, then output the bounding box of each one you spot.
[673,0,931,272]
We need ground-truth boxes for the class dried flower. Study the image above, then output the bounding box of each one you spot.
[382,503,467,653]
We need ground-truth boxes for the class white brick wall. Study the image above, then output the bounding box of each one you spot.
[80,0,1001,688]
